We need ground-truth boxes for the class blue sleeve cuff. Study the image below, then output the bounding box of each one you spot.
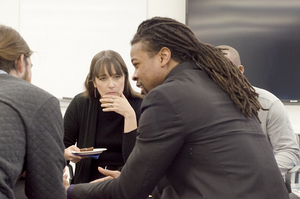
[67,184,75,199]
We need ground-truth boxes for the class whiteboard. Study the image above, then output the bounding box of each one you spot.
[19,0,146,99]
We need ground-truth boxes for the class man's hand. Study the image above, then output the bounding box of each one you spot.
[90,167,121,183]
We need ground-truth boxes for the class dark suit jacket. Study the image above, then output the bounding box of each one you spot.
[68,62,289,199]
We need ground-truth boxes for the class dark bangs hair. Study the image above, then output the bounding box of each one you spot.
[84,50,142,99]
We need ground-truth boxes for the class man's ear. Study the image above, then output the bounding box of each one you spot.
[238,65,244,74]
[158,47,171,67]
[15,54,25,74]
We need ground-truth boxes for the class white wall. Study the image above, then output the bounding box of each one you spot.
[147,0,186,24]
[20,0,147,99]
[0,0,186,40]
[0,0,19,30]
[1,0,299,133]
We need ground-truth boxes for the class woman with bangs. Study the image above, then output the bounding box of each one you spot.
[63,50,143,184]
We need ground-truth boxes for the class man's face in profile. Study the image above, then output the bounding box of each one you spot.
[130,42,163,95]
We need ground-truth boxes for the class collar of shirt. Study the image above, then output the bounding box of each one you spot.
[0,70,8,75]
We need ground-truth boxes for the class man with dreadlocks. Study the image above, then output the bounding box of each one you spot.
[217,45,300,176]
[65,17,289,199]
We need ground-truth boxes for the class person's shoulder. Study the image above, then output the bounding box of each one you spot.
[254,87,279,101]
[68,92,91,108]
[5,75,55,100]
[0,76,60,117]
[254,86,282,107]
[72,92,88,101]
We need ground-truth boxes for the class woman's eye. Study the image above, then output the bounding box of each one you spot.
[115,75,121,79]
[99,77,107,81]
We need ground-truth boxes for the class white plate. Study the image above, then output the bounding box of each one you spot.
[72,148,107,155]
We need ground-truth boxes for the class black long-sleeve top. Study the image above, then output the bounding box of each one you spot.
[64,93,142,183]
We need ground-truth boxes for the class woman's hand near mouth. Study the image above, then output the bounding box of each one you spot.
[100,94,137,133]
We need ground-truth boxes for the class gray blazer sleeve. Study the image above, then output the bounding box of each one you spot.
[25,97,66,199]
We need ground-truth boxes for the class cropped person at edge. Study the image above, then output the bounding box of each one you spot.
[217,45,300,176]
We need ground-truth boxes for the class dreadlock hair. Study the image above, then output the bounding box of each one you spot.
[131,17,263,122]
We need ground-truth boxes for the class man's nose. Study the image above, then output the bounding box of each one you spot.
[132,69,138,81]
